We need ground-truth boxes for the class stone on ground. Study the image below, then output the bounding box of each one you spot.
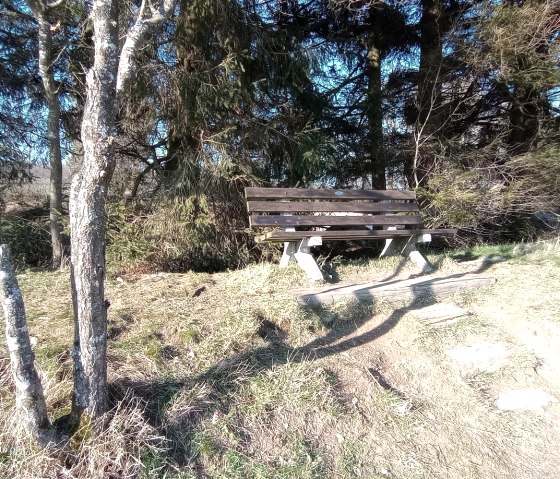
[411,303,469,327]
[445,342,509,374]
[496,388,557,411]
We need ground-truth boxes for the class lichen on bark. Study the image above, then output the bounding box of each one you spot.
[0,236,51,443]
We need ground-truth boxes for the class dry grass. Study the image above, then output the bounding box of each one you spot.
[1,239,560,478]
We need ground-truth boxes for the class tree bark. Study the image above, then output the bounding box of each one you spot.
[69,0,119,421]
[27,0,64,268]
[116,0,176,93]
[69,0,176,422]
[507,85,543,154]
[0,234,51,442]
[413,0,444,188]
[167,0,204,174]
[366,8,385,190]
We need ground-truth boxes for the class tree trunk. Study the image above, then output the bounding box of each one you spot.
[167,0,204,175]
[413,0,444,188]
[28,0,64,268]
[0,234,51,443]
[507,86,542,154]
[69,0,119,421]
[69,0,176,423]
[366,11,386,190]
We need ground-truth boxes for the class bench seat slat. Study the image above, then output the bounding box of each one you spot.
[245,187,415,201]
[250,214,423,228]
[247,200,420,213]
[256,229,457,243]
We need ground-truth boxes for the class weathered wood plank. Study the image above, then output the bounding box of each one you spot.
[256,228,457,243]
[296,275,496,306]
[250,214,424,228]
[245,187,416,201]
[247,201,420,213]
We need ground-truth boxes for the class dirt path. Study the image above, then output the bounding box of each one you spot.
[303,259,560,478]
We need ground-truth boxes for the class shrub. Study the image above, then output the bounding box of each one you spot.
[0,212,51,267]
[106,196,266,273]
[421,143,560,242]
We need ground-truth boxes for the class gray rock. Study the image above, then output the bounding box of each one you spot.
[446,342,509,374]
[496,388,557,411]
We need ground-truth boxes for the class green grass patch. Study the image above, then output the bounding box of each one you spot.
[239,362,341,420]
[204,434,326,479]
[35,343,67,361]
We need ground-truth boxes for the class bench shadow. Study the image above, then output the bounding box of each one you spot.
[319,247,407,284]
[108,257,497,473]
[320,244,462,286]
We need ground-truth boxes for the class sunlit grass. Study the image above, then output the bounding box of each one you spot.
[1,239,559,478]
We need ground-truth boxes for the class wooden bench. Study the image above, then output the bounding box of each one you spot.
[245,187,456,280]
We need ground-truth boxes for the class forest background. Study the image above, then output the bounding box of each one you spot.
[1,0,559,270]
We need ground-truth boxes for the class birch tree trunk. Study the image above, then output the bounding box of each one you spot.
[69,0,119,421]
[69,0,176,422]
[27,0,64,268]
[0,234,51,442]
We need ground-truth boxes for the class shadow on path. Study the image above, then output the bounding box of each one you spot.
[109,258,501,471]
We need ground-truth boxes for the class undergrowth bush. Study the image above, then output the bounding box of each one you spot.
[0,212,51,267]
[106,196,272,273]
[107,147,281,273]
[421,143,560,242]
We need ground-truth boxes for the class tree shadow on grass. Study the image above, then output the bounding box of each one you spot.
[108,261,497,473]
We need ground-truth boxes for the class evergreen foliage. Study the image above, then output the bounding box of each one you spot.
[2,0,559,270]
[0,1,40,185]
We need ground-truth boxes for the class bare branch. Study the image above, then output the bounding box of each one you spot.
[116,0,177,93]
[46,0,66,8]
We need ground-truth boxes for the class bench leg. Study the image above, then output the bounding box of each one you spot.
[402,237,433,273]
[380,234,433,273]
[280,241,298,267]
[380,226,403,257]
[279,238,323,280]
[380,237,406,257]
[294,237,323,280]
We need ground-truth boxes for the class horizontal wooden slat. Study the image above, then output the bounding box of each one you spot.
[250,214,423,228]
[245,187,415,201]
[256,229,457,243]
[247,201,420,214]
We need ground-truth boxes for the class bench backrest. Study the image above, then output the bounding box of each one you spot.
[245,187,423,229]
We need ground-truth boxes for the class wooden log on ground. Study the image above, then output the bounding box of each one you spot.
[296,274,496,306]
